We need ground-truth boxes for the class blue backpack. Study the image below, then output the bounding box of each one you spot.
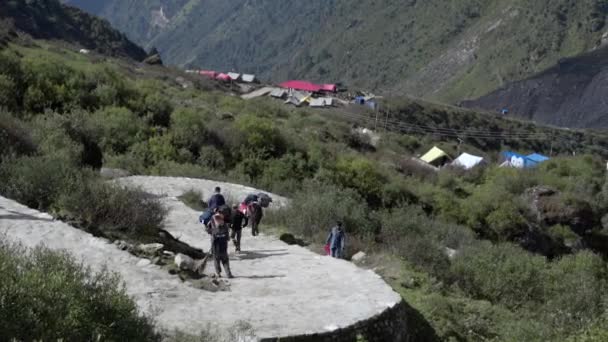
[199,210,214,226]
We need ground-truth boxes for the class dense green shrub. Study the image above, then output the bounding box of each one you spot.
[544,252,608,329]
[0,243,159,341]
[0,112,36,161]
[0,155,80,210]
[91,106,145,153]
[450,242,547,309]
[266,181,374,238]
[235,114,287,158]
[327,156,387,207]
[55,179,166,240]
[171,107,210,153]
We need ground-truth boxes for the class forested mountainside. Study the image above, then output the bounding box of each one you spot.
[462,44,608,128]
[1,0,146,60]
[64,0,608,102]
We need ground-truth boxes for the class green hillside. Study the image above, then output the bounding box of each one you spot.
[1,0,147,60]
[64,0,608,102]
[4,33,608,339]
[5,2,608,340]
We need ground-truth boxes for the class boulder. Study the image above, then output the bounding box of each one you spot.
[526,186,597,235]
[280,233,297,245]
[114,240,130,251]
[137,243,164,256]
[175,253,194,270]
[443,247,457,260]
[143,47,163,65]
[351,251,367,263]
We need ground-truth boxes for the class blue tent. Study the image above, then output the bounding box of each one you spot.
[526,153,550,167]
[355,96,366,105]
[502,151,550,168]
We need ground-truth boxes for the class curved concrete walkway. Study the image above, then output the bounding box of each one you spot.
[0,176,401,339]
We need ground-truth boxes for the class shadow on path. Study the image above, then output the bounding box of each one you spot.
[236,251,289,260]
[0,210,54,222]
[235,274,286,279]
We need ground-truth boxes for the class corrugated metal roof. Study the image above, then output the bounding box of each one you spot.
[227,72,241,80]
[270,89,287,98]
[242,74,257,83]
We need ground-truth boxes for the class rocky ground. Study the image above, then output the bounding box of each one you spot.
[0,176,400,339]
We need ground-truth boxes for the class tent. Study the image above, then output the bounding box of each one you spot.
[452,153,484,170]
[420,146,451,166]
[526,153,550,167]
[501,151,550,168]
[227,72,241,81]
[355,96,366,105]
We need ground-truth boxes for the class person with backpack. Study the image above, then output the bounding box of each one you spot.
[326,221,346,259]
[205,205,233,278]
[207,186,226,211]
[230,205,246,253]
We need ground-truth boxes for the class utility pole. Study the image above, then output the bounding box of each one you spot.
[384,110,390,132]
[549,131,554,156]
[374,106,379,131]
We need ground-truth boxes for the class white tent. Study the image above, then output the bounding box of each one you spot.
[452,153,484,170]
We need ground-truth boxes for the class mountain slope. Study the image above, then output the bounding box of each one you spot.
[461,45,608,128]
[64,0,608,103]
[1,0,146,61]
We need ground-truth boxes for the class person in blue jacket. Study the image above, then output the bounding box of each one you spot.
[207,186,226,211]
[326,221,346,258]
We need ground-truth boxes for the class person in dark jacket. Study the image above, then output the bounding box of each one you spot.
[206,209,233,278]
[326,221,346,259]
[230,205,246,253]
[207,186,226,211]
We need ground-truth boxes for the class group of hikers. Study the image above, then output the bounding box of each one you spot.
[200,186,347,279]
[200,186,270,278]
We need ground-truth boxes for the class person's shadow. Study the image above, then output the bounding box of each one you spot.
[235,250,289,260]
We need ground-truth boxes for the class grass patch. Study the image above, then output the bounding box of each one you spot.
[179,189,206,211]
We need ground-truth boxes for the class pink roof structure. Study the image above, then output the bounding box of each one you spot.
[200,70,217,78]
[215,73,232,81]
[279,80,337,93]
[321,84,337,92]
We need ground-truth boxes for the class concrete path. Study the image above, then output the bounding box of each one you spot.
[0,176,401,339]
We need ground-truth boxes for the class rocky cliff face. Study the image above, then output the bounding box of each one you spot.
[462,45,608,128]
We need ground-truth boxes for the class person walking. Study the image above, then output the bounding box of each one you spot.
[206,207,233,278]
[326,221,346,259]
[230,204,245,253]
[207,186,226,211]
